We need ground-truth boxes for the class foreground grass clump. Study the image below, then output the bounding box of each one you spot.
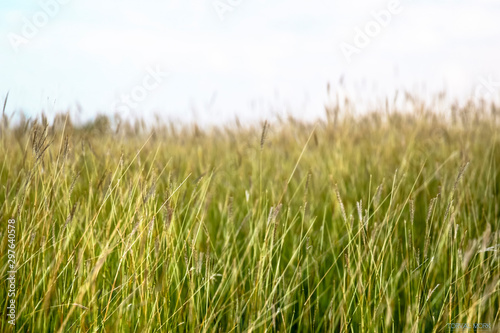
[1,102,499,332]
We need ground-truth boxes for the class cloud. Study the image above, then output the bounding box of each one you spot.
[0,0,499,121]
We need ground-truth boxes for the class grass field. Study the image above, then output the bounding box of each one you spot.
[1,97,499,332]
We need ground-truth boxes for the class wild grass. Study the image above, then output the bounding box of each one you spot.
[1,96,499,332]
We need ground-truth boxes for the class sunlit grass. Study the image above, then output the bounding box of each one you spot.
[1,96,499,332]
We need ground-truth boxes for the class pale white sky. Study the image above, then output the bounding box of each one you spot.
[1,0,499,124]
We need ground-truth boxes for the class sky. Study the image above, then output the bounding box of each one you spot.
[1,0,500,124]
